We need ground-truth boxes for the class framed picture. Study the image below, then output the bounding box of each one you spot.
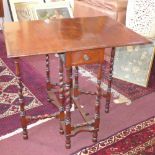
[113,41,155,87]
[7,0,44,21]
[34,1,73,21]
[44,0,74,11]
[45,0,65,1]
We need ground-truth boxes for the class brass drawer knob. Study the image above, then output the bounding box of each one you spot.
[83,54,90,61]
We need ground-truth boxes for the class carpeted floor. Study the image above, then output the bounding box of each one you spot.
[0,30,155,154]
[73,117,155,155]
[0,31,58,136]
[0,91,155,155]
[84,59,155,101]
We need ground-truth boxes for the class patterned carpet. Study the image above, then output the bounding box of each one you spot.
[0,58,42,119]
[84,57,155,102]
[0,31,57,137]
[0,29,155,142]
[73,117,155,155]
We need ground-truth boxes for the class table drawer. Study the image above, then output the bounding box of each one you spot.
[65,48,104,67]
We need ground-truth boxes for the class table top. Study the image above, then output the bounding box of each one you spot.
[4,16,151,58]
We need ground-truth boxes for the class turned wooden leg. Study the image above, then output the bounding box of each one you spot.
[59,55,65,135]
[72,66,79,110]
[92,132,98,143]
[15,58,28,139]
[45,54,52,102]
[105,47,115,113]
[70,67,74,110]
[93,64,102,142]
[65,66,72,149]
[73,66,79,98]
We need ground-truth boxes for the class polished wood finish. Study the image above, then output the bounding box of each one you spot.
[58,57,65,135]
[4,16,151,149]
[14,58,28,139]
[105,47,115,113]
[0,0,4,17]
[65,48,104,67]
[4,16,151,58]
[57,49,105,148]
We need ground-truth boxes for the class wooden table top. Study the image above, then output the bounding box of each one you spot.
[4,16,151,58]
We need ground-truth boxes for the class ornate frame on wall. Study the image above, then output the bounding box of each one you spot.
[7,0,44,21]
[7,0,73,21]
[34,1,73,20]
[44,0,74,10]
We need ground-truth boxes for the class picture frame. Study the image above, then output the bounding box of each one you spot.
[113,41,155,87]
[7,0,45,21]
[45,0,65,1]
[7,0,73,22]
[44,0,74,11]
[34,1,73,21]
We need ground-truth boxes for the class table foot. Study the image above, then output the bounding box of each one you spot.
[47,97,54,103]
[92,132,98,143]
[59,125,64,135]
[105,102,110,113]
[23,128,28,139]
[105,108,109,113]
[65,136,71,149]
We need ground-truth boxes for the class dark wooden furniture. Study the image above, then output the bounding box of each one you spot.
[0,0,4,17]
[4,16,151,149]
